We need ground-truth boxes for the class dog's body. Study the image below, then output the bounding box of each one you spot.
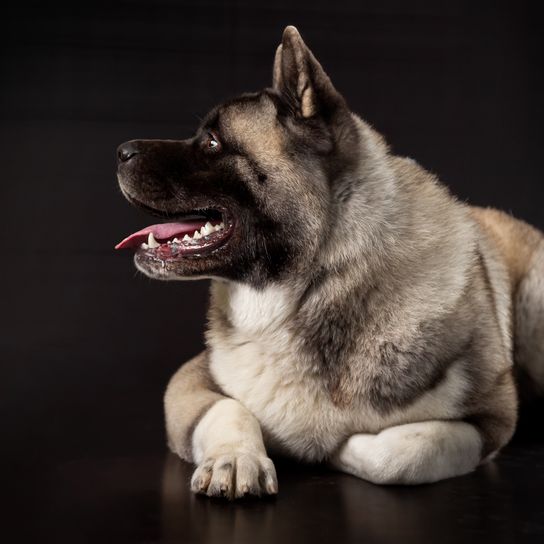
[117,27,544,498]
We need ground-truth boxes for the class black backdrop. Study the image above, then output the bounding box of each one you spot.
[2,1,543,541]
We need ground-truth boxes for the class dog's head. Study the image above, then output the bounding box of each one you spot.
[116,26,360,285]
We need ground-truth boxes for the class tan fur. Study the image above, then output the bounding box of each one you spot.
[222,98,285,163]
[471,207,544,396]
[471,207,543,292]
[164,352,224,461]
[300,87,316,118]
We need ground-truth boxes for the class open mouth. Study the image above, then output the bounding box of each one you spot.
[115,208,234,259]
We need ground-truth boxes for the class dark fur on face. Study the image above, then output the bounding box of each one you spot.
[117,28,360,286]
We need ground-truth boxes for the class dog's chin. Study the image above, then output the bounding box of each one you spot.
[134,255,218,281]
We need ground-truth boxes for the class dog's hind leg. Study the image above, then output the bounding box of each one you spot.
[330,420,483,485]
[331,366,517,485]
[471,207,544,398]
[515,241,544,396]
[165,352,278,499]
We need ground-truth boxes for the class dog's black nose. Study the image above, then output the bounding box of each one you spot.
[117,142,140,163]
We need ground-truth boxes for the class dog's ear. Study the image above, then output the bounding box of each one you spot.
[272,26,345,118]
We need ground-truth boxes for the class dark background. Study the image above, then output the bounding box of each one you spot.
[2,1,543,542]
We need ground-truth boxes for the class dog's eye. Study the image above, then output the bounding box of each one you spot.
[204,132,221,152]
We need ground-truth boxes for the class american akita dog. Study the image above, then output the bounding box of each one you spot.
[116,26,544,498]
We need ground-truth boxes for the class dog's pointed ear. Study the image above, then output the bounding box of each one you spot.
[272,26,344,118]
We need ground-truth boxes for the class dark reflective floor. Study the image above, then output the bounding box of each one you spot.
[2,2,544,542]
[13,411,544,543]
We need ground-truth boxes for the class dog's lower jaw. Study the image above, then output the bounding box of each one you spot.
[190,398,278,499]
[133,252,225,281]
[330,421,483,485]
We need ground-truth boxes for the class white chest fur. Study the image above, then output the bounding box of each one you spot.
[207,282,470,461]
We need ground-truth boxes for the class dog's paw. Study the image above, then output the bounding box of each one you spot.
[190,452,278,499]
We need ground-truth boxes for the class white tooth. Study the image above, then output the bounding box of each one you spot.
[167,240,172,245]
[218,222,225,230]
[182,234,191,242]
[141,242,148,249]
[147,232,160,248]
[173,237,180,243]
[202,222,213,235]
[193,230,202,239]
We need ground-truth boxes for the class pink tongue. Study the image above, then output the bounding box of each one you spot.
[115,221,205,249]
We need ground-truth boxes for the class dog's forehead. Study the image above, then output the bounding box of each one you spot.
[214,92,284,158]
[219,93,277,134]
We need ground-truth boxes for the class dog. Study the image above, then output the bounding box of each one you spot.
[116,26,544,499]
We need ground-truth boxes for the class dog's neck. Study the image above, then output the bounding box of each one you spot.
[207,116,476,342]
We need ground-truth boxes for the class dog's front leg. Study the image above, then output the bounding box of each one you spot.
[165,352,277,499]
[330,421,484,485]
